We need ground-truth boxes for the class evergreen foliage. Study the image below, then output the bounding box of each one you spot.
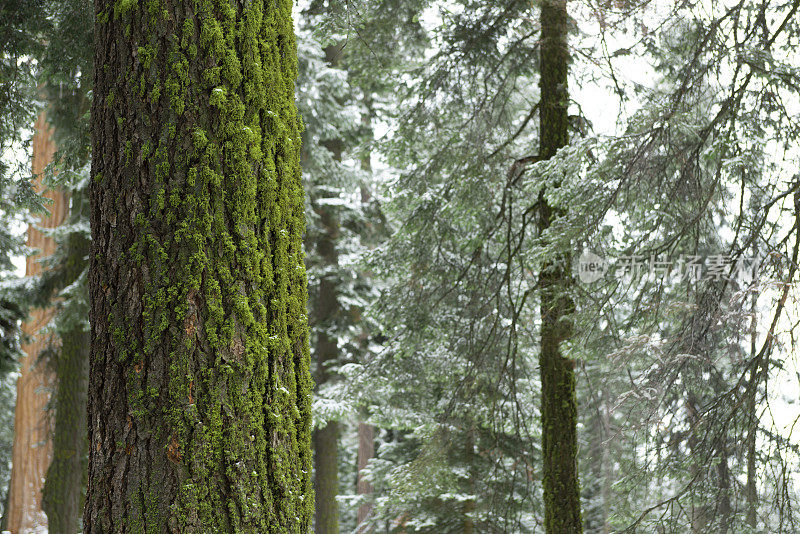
[0,0,799,532]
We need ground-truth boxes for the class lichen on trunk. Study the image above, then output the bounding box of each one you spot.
[537,0,583,532]
[86,0,313,531]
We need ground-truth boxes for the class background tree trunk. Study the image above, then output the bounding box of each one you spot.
[85,1,312,531]
[582,387,610,534]
[41,201,91,534]
[6,112,65,534]
[41,327,89,534]
[355,421,374,530]
[355,91,376,534]
[538,1,583,532]
[312,40,345,534]
[312,144,342,534]
[745,291,760,529]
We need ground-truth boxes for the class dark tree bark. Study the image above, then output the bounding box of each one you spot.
[85,1,312,531]
[538,0,583,532]
[313,273,340,534]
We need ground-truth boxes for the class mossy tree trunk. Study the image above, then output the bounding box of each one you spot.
[85,0,312,532]
[538,0,582,532]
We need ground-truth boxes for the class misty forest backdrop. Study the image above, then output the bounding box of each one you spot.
[0,0,799,532]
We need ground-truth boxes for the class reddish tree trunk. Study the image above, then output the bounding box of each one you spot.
[356,422,374,529]
[7,112,67,534]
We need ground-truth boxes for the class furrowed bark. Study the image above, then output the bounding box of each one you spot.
[7,112,65,534]
[86,0,312,531]
[538,0,583,532]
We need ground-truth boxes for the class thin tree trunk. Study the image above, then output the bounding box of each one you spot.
[355,422,374,530]
[463,427,476,534]
[538,1,582,532]
[355,91,376,534]
[85,1,312,531]
[686,397,707,534]
[583,388,609,534]
[600,390,611,534]
[715,439,731,534]
[7,112,65,534]
[745,291,759,529]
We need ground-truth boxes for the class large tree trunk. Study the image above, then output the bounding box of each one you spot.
[538,1,583,532]
[6,112,65,534]
[85,1,312,531]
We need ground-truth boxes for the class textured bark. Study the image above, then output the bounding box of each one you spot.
[6,112,65,534]
[85,1,312,532]
[355,422,374,529]
[538,1,582,532]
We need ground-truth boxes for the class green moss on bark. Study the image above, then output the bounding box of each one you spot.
[538,0,582,532]
[86,0,313,531]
